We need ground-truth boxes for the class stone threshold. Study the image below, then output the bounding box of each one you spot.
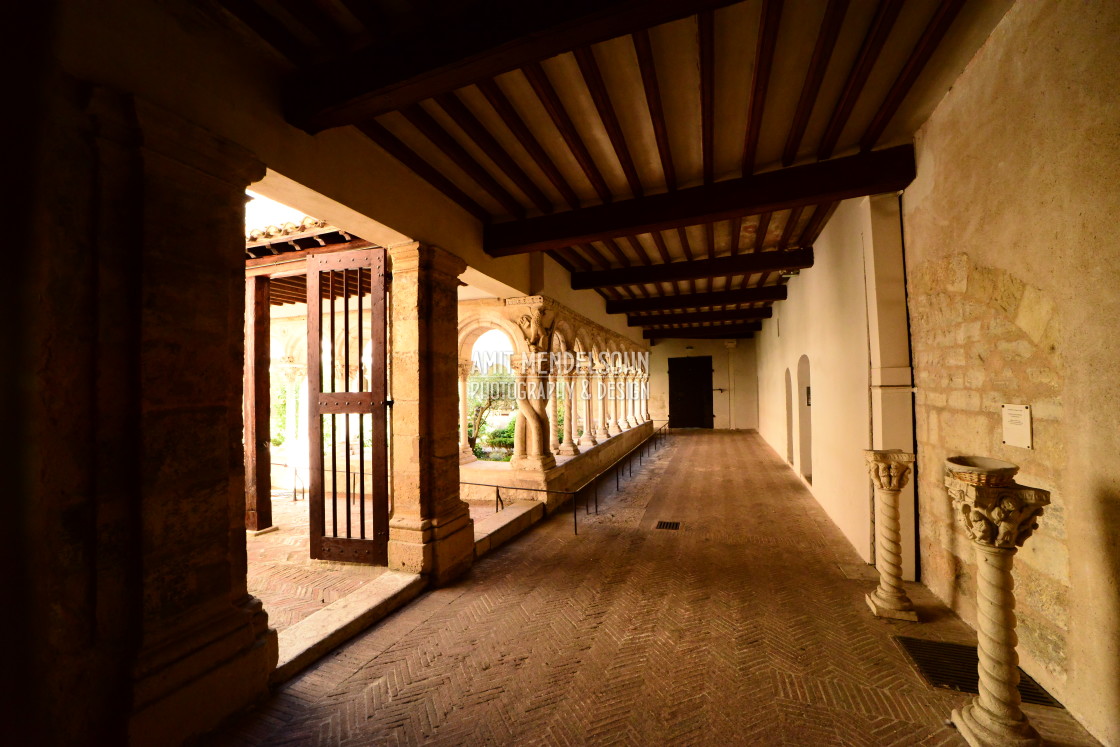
[474,501,546,558]
[271,570,425,685]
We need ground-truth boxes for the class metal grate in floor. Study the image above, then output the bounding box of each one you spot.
[895,636,1062,708]
[655,521,681,530]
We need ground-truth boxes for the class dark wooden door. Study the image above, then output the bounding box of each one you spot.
[307,248,389,563]
[668,356,714,428]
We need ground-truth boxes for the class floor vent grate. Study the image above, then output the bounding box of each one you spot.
[894,636,1062,708]
[655,521,681,531]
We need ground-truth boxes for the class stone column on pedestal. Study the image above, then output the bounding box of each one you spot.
[864,450,918,620]
[607,369,622,435]
[578,367,598,448]
[558,372,579,456]
[458,361,476,464]
[640,373,651,422]
[388,243,475,585]
[945,457,1050,747]
[619,371,634,429]
[594,368,610,440]
[546,373,560,454]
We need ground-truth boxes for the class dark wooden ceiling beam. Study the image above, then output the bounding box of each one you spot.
[357,122,490,221]
[552,247,592,272]
[476,79,582,210]
[573,46,644,198]
[400,105,526,218]
[817,0,903,159]
[605,284,787,314]
[602,238,631,267]
[756,205,804,287]
[743,0,784,174]
[433,92,554,213]
[523,62,614,205]
[221,0,308,63]
[572,248,812,290]
[628,307,773,327]
[632,29,676,190]
[860,0,967,151]
[292,0,746,132]
[783,0,849,166]
[485,145,914,256]
[644,323,759,340]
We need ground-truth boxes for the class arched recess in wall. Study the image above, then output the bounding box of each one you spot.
[796,355,812,484]
[457,321,519,457]
[784,368,794,464]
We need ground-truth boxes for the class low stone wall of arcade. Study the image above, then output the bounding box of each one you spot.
[457,296,652,508]
[460,421,653,511]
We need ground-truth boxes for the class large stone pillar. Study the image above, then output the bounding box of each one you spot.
[558,373,580,456]
[945,458,1050,747]
[864,450,918,620]
[578,367,598,448]
[388,243,474,585]
[458,362,475,464]
[25,89,277,745]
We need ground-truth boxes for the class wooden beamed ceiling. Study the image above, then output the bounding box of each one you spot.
[220,0,986,332]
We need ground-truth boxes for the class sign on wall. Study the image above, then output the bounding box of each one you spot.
[1001,404,1033,449]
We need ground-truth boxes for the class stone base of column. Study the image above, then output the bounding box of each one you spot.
[558,443,580,456]
[129,597,276,745]
[578,435,597,448]
[387,505,475,586]
[864,591,918,621]
[459,447,477,464]
[595,427,609,440]
[510,454,557,471]
[952,700,1041,747]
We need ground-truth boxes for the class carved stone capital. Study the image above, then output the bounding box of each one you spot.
[946,478,1050,549]
[864,449,915,491]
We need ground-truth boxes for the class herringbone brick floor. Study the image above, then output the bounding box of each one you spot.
[218,432,1098,746]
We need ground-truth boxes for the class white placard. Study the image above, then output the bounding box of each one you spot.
[1002,404,1033,449]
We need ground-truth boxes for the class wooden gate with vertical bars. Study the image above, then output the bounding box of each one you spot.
[306,247,389,563]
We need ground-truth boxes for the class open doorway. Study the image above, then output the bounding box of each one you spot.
[242,191,392,633]
[797,355,812,484]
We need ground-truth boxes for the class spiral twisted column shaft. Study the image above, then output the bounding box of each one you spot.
[864,450,917,621]
[867,486,916,617]
[951,544,1041,747]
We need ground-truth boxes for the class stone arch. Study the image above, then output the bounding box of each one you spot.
[457,316,524,366]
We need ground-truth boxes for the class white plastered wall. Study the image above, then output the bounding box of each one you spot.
[648,339,759,430]
[756,196,916,579]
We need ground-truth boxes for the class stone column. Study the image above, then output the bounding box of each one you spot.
[558,373,579,456]
[945,459,1050,747]
[607,369,622,436]
[458,361,475,464]
[578,367,598,448]
[546,373,560,453]
[388,243,474,585]
[864,450,918,620]
[594,368,610,440]
[619,371,634,429]
[645,371,654,421]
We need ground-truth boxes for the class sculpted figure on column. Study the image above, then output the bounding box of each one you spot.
[510,306,556,471]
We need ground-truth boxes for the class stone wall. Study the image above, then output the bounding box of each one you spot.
[902,1,1120,741]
